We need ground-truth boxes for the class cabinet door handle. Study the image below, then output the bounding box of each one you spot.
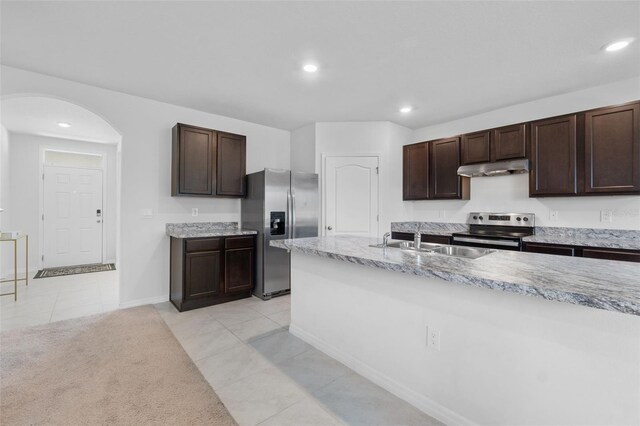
[327,226,333,230]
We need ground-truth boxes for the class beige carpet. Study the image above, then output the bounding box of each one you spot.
[0,306,237,425]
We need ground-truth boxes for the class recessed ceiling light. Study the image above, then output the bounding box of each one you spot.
[399,106,413,113]
[57,122,71,128]
[303,64,318,73]
[604,39,632,52]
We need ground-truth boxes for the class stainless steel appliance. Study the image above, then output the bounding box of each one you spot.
[457,159,529,177]
[451,212,535,251]
[241,169,318,299]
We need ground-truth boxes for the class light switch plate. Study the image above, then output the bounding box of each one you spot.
[601,210,613,223]
[192,208,199,217]
[141,208,153,219]
[549,210,559,221]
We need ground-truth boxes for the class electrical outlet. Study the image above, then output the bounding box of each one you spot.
[549,210,559,221]
[140,208,153,219]
[426,326,441,351]
[439,210,447,219]
[192,208,199,217]
[601,210,613,223]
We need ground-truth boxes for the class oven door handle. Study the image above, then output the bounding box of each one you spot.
[452,236,520,247]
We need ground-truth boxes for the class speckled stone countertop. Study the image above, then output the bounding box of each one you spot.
[392,222,640,250]
[391,222,467,236]
[166,222,257,238]
[271,236,640,316]
[522,227,640,250]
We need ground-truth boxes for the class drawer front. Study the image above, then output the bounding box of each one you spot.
[525,243,575,256]
[582,248,640,263]
[225,236,255,249]
[185,238,223,253]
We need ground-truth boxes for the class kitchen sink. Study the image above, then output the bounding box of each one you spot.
[369,240,493,259]
[387,241,443,250]
[429,245,494,259]
[369,241,442,251]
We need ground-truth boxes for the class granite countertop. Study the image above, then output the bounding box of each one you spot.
[271,236,640,316]
[522,227,640,250]
[166,222,257,238]
[391,222,640,250]
[391,222,467,236]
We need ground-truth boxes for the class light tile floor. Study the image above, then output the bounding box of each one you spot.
[0,270,119,332]
[156,296,443,426]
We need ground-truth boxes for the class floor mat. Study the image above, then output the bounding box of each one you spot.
[33,263,116,278]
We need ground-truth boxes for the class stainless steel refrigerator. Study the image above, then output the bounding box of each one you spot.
[241,169,319,300]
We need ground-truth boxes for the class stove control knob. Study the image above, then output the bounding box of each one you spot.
[523,217,529,222]
[473,215,478,220]
[478,216,483,220]
[516,217,522,221]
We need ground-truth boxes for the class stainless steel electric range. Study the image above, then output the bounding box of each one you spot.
[451,212,535,251]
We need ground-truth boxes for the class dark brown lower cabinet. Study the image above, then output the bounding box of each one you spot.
[170,235,255,311]
[524,242,576,257]
[225,248,254,293]
[582,248,640,263]
[524,242,639,263]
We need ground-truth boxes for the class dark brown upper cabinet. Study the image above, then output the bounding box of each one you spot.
[176,125,215,195]
[431,137,466,199]
[461,130,491,165]
[172,123,246,197]
[585,102,640,194]
[217,132,247,196]
[403,142,430,200]
[492,123,528,161]
[530,115,579,196]
[403,138,469,201]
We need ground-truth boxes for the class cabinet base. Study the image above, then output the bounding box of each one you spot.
[170,291,251,312]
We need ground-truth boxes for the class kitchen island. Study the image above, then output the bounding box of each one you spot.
[271,236,640,425]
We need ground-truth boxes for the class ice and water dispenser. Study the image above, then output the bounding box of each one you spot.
[270,211,286,235]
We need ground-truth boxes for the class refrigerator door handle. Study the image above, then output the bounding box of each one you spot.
[291,189,297,239]
[286,189,293,244]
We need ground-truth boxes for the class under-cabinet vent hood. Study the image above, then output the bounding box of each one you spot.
[457,159,529,177]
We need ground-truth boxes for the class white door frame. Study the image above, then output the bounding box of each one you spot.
[321,153,381,237]
[39,146,107,269]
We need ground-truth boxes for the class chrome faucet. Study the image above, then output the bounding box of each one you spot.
[414,224,422,248]
[382,232,391,247]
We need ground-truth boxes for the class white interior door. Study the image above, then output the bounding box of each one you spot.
[43,166,103,267]
[324,156,379,237]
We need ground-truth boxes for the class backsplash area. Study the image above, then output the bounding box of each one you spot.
[409,174,640,230]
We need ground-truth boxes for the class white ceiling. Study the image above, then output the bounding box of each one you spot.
[1,97,121,144]
[1,1,639,131]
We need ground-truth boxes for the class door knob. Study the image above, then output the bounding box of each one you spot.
[327,226,333,230]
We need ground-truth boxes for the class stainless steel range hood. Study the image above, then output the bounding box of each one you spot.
[457,159,529,177]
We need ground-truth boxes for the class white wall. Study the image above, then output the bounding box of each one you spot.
[1,65,290,307]
[0,125,10,276]
[290,123,316,173]
[291,253,640,425]
[408,77,640,229]
[8,134,118,271]
[314,122,413,236]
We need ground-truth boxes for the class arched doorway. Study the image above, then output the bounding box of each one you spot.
[0,95,122,330]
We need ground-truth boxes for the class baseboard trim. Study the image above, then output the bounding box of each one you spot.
[289,324,477,426]
[119,295,168,309]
